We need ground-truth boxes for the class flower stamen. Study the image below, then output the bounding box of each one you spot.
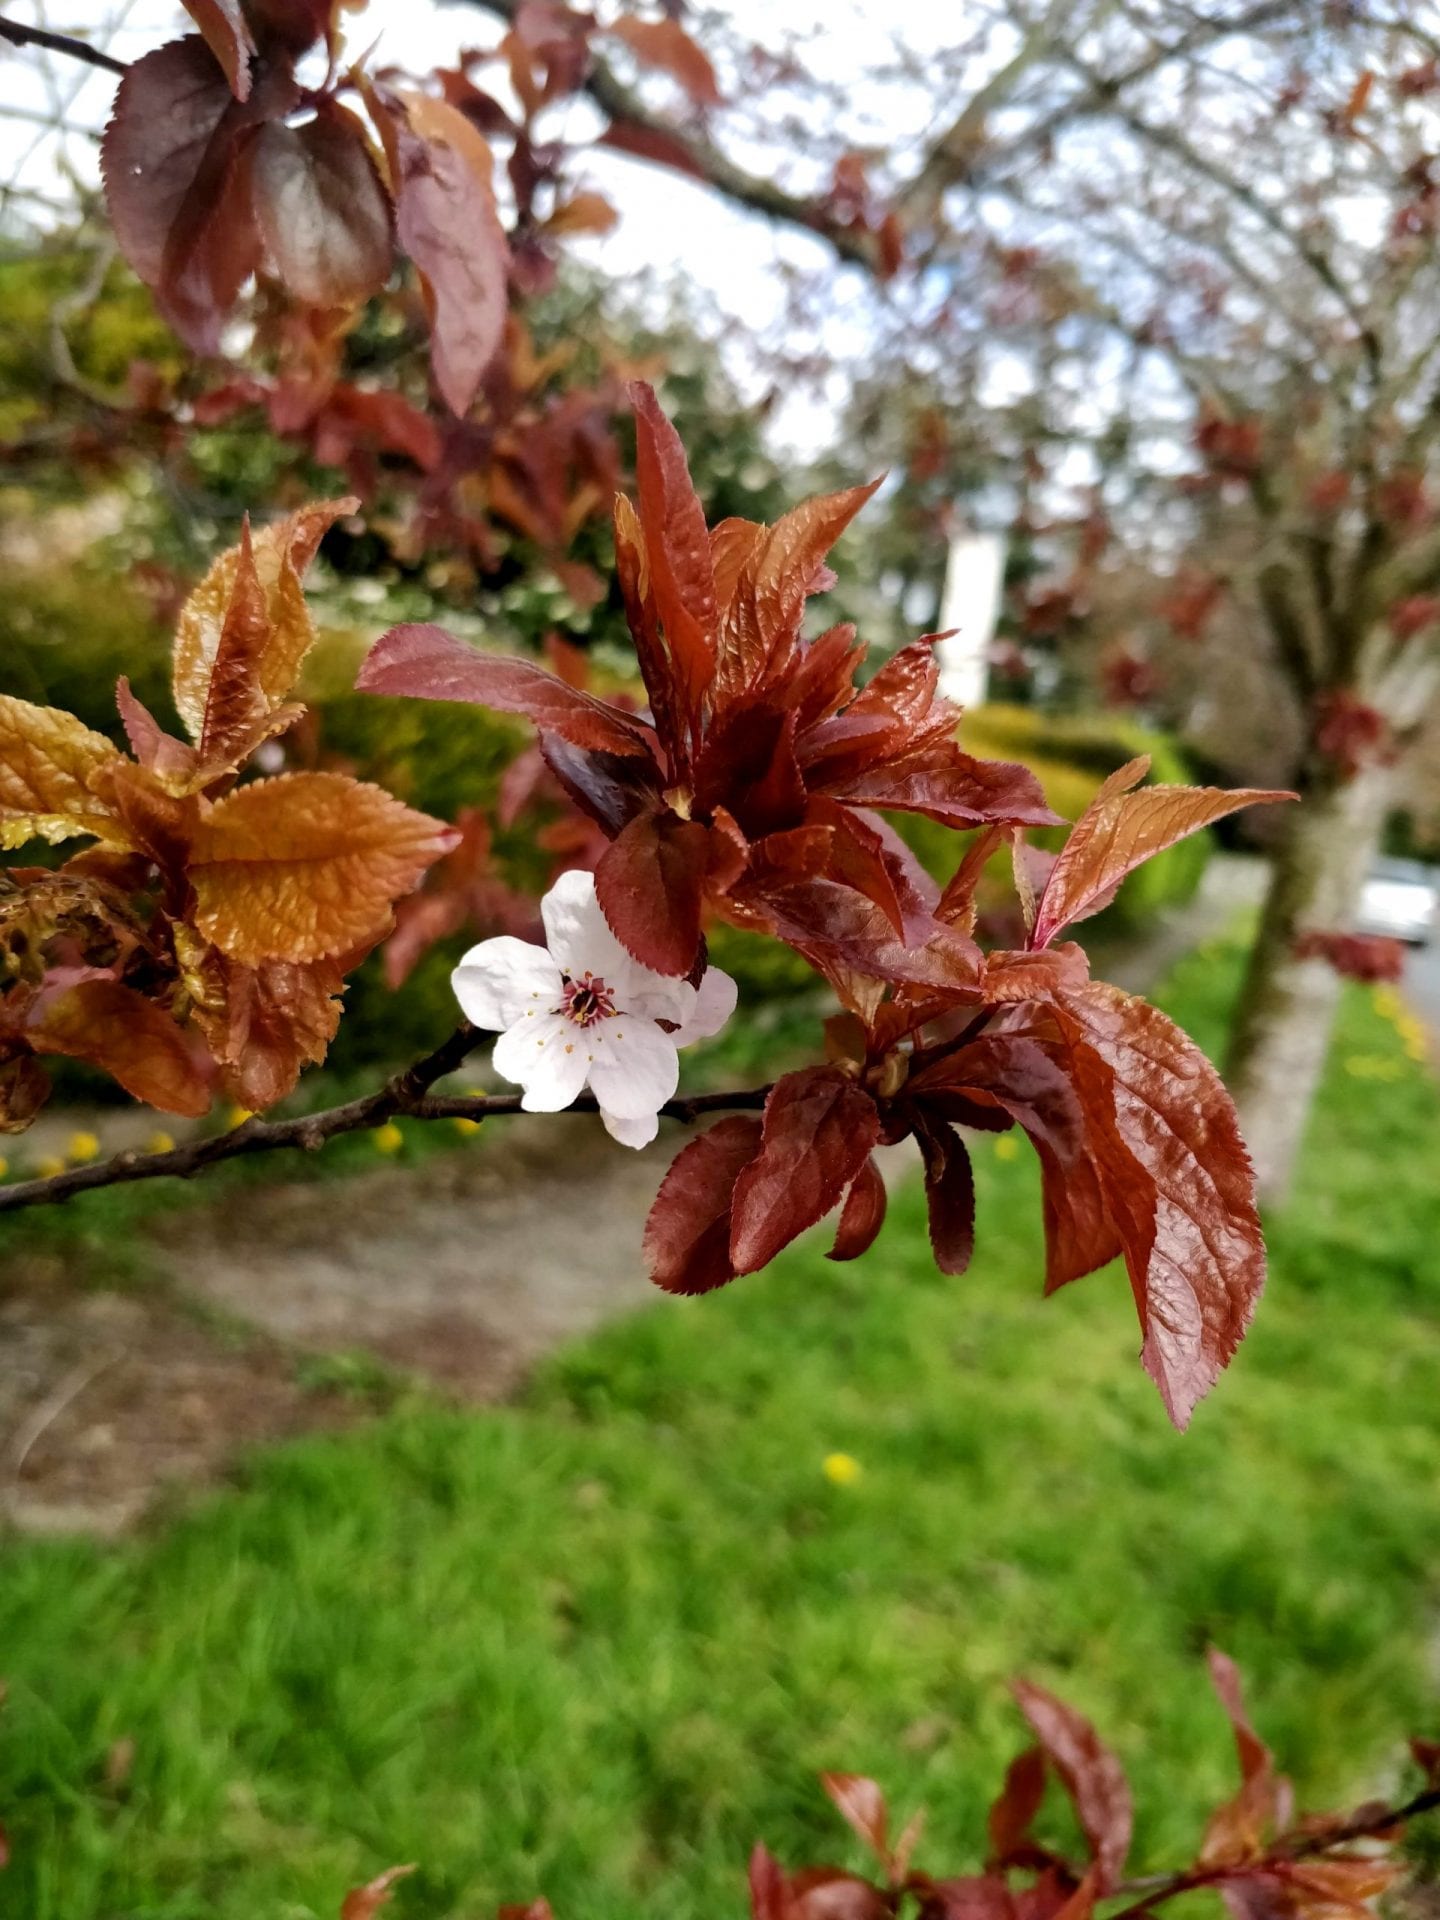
[556,971,618,1028]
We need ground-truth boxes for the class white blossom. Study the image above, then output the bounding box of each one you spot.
[452,868,737,1148]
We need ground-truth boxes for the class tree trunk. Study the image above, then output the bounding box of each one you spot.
[1224,763,1392,1201]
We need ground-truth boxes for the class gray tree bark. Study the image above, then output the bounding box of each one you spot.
[1224,762,1392,1201]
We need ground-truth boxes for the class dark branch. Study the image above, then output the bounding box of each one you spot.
[457,0,878,270]
[0,1025,772,1217]
[1105,1783,1440,1920]
[0,18,127,77]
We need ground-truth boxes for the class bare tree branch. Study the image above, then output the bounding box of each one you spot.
[0,17,127,77]
[0,1028,771,1217]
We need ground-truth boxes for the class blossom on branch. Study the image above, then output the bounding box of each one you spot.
[452,870,736,1148]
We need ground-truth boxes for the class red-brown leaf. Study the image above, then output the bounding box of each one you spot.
[988,1746,1048,1866]
[729,1066,880,1274]
[1056,983,1266,1429]
[1031,764,1293,949]
[358,624,653,759]
[250,106,393,308]
[28,980,212,1117]
[100,38,282,352]
[915,1878,1018,1920]
[645,1115,764,1294]
[599,117,707,180]
[821,1774,889,1860]
[631,381,717,731]
[180,0,255,98]
[378,92,510,414]
[1013,1681,1133,1893]
[914,1115,976,1276]
[828,1156,888,1262]
[594,808,711,975]
[340,1864,417,1920]
[608,15,723,105]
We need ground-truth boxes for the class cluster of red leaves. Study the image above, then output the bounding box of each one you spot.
[100,3,508,414]
[1312,693,1394,780]
[1293,931,1407,983]
[342,1654,1436,1920]
[0,500,454,1126]
[98,0,726,423]
[359,386,1291,1427]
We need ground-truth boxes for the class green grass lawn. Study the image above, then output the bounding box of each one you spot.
[1,942,1438,1919]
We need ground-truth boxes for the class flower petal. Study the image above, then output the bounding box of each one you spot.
[452,937,561,1032]
[601,1106,660,1150]
[669,965,738,1047]
[540,867,691,1020]
[493,1011,592,1111]
[586,1018,680,1119]
[541,866,634,979]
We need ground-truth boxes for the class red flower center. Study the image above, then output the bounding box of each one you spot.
[557,971,617,1028]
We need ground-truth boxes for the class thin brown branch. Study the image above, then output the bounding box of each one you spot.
[1104,1783,1440,1920]
[0,17,127,77]
[459,0,878,270]
[0,1025,772,1217]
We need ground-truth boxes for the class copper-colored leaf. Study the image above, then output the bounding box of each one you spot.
[608,15,723,105]
[595,808,711,976]
[1013,1681,1132,1893]
[821,1774,889,1859]
[0,1051,52,1134]
[729,1066,880,1274]
[250,106,393,308]
[631,381,718,730]
[1031,765,1293,949]
[645,1115,764,1294]
[358,623,652,758]
[544,190,618,236]
[0,696,124,849]
[172,499,355,755]
[1056,983,1266,1429]
[828,1156,888,1262]
[188,772,456,965]
[719,483,881,704]
[380,92,510,415]
[340,1864,417,1920]
[180,0,255,99]
[29,980,212,1116]
[181,935,346,1108]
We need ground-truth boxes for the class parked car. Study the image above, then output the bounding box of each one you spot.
[1355,856,1439,946]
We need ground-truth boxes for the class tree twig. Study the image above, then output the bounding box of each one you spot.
[0,18,127,77]
[0,1025,772,1218]
[1104,1783,1440,1920]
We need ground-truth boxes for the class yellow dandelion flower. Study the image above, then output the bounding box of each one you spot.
[822,1452,862,1487]
[373,1121,405,1155]
[994,1133,1020,1162]
[453,1116,483,1137]
[146,1130,176,1156]
[67,1130,101,1164]
[33,1154,66,1180]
